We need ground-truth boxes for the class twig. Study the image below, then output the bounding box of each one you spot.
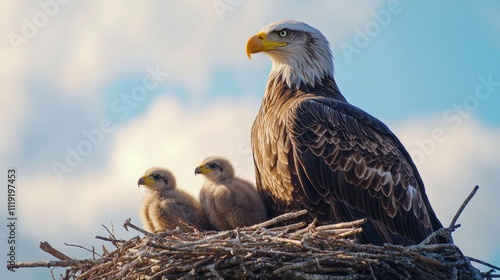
[449,185,479,228]
[101,222,120,248]
[7,260,85,269]
[123,218,154,237]
[172,230,233,247]
[39,241,72,261]
[243,209,308,230]
[315,218,367,230]
[419,225,459,245]
[64,242,102,258]
[101,222,115,239]
[469,256,500,271]
[266,221,306,233]
[269,236,304,247]
[95,235,126,243]
[208,264,224,280]
[333,228,364,239]
[420,185,479,246]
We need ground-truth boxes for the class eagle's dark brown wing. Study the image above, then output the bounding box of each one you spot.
[284,97,445,245]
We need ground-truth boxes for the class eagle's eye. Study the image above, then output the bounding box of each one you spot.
[208,163,217,169]
[277,29,289,38]
[152,174,162,180]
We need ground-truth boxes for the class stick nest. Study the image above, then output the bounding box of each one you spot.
[9,186,498,279]
[13,209,493,280]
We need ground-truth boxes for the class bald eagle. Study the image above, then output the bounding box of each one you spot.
[246,20,447,245]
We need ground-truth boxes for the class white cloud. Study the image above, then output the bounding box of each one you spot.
[393,116,500,262]
[19,96,259,241]
[0,87,29,164]
[2,1,388,98]
[108,96,259,198]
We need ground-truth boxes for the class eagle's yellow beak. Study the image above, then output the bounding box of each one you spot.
[194,165,212,175]
[246,32,287,59]
[137,176,155,187]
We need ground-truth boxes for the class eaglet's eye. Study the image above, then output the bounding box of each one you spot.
[277,29,289,38]
[152,174,162,180]
[208,163,217,169]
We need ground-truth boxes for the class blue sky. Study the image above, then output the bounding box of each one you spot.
[1,1,499,279]
[334,1,500,124]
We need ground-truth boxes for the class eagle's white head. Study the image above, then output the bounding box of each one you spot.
[246,20,334,89]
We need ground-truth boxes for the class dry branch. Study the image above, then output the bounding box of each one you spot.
[40,241,72,261]
[449,185,480,228]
